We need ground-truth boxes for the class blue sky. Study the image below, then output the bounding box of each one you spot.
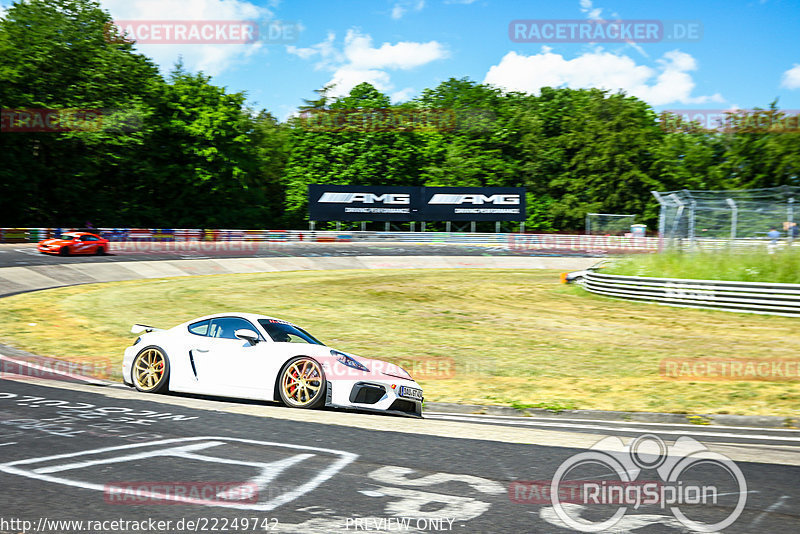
[3,0,800,120]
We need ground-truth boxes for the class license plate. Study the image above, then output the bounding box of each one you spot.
[399,386,423,401]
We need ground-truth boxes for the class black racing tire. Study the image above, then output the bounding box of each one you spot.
[95,246,106,256]
[276,356,326,409]
[59,246,70,256]
[131,345,170,393]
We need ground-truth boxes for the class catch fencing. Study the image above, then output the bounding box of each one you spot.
[583,271,800,317]
[652,186,800,248]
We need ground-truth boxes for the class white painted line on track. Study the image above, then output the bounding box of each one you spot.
[424,411,800,433]
[0,436,358,511]
[424,414,800,443]
[33,441,227,474]
[0,442,17,447]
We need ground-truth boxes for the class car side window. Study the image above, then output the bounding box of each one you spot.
[188,320,210,336]
[208,317,260,340]
[84,235,99,241]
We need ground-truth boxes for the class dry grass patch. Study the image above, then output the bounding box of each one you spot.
[0,269,796,416]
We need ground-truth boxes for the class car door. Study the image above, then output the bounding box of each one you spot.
[83,234,102,253]
[191,317,268,396]
[74,235,96,254]
[168,319,212,393]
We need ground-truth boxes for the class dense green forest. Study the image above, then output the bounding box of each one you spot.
[2,0,798,230]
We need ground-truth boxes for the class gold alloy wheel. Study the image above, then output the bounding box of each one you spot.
[280,358,324,408]
[133,348,167,392]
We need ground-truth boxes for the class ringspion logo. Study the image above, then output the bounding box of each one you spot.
[539,434,747,532]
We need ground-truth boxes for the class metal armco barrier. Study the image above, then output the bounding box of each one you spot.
[584,271,800,317]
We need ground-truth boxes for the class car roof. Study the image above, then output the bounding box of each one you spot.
[182,312,293,325]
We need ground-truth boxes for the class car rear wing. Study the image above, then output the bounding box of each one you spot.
[131,324,164,334]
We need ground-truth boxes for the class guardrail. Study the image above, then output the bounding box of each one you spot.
[583,271,800,317]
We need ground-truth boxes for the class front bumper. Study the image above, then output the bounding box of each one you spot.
[37,244,60,254]
[326,378,423,417]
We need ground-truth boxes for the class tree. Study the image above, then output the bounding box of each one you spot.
[0,0,161,226]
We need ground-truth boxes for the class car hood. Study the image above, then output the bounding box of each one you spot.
[320,349,415,382]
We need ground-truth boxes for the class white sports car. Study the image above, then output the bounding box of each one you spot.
[122,313,423,417]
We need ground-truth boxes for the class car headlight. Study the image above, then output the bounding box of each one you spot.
[332,350,369,372]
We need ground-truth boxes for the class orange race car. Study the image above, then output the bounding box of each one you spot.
[37,232,109,256]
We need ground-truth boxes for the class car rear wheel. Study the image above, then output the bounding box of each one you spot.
[132,346,170,393]
[278,357,326,409]
[95,246,105,255]
[59,247,70,256]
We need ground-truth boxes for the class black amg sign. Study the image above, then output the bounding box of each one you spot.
[308,185,525,222]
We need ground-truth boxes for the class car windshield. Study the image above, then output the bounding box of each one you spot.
[258,319,323,345]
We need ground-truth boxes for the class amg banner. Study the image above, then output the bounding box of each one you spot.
[308,185,526,221]
[422,186,525,221]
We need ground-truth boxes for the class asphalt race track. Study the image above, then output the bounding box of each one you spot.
[1,245,799,533]
[0,374,798,534]
[0,242,589,269]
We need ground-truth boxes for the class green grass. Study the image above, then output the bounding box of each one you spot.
[606,248,800,283]
[0,269,798,416]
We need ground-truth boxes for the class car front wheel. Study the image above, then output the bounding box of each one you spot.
[278,357,326,409]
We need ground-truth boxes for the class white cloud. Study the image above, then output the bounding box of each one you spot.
[483,48,723,106]
[390,87,416,102]
[329,68,393,95]
[391,0,425,19]
[101,0,271,76]
[444,0,478,4]
[781,64,800,89]
[289,29,447,99]
[286,32,343,67]
[342,30,448,70]
[579,0,603,21]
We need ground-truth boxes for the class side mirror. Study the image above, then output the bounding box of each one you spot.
[235,329,260,345]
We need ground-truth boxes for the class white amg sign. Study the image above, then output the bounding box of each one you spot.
[428,194,520,205]
[319,193,411,205]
